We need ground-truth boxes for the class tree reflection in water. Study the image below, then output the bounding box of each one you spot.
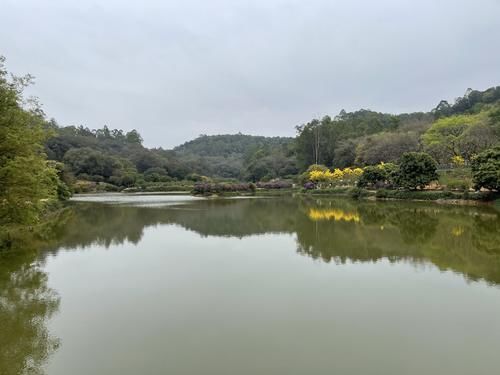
[1,196,499,374]
[0,248,60,375]
[40,197,500,285]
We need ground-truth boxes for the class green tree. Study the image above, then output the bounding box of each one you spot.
[471,146,500,191]
[357,163,397,188]
[125,129,143,144]
[0,57,58,226]
[395,152,438,190]
[356,132,420,165]
[422,114,482,163]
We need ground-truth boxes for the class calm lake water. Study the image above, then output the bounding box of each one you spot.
[2,194,500,375]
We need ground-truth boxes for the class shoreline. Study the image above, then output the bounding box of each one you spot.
[70,188,498,207]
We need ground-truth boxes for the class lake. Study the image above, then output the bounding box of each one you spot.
[1,194,500,375]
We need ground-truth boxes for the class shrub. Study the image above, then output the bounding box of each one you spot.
[299,164,329,184]
[358,163,397,188]
[395,152,438,190]
[471,146,500,191]
[90,175,104,183]
[144,167,170,182]
[256,181,293,189]
[358,166,386,188]
[303,181,316,190]
[193,183,255,195]
[108,175,122,186]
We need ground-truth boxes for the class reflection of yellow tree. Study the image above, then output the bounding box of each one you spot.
[308,208,360,222]
[451,226,465,236]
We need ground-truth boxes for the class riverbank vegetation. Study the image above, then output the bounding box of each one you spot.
[40,79,500,198]
[1,55,499,236]
[0,57,71,248]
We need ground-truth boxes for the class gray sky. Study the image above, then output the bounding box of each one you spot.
[2,0,500,148]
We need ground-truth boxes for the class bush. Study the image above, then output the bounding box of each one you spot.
[256,180,293,189]
[303,181,316,190]
[395,152,438,190]
[358,163,397,188]
[299,164,329,184]
[193,183,255,195]
[471,146,500,191]
[108,175,122,186]
[90,175,104,183]
[144,167,170,182]
[358,166,386,188]
[121,174,136,187]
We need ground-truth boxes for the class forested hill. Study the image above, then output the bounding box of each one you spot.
[171,133,297,180]
[174,134,293,157]
[44,126,298,184]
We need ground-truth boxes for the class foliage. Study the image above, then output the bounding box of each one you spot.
[295,111,400,169]
[193,183,256,195]
[395,152,438,190]
[355,132,420,165]
[303,181,316,190]
[357,162,398,188]
[176,133,297,180]
[372,189,493,201]
[307,166,363,187]
[4,53,499,201]
[358,165,387,188]
[422,111,498,163]
[432,86,500,117]
[47,129,297,184]
[438,168,472,191]
[255,181,293,189]
[451,155,465,167]
[0,57,62,226]
[471,146,500,191]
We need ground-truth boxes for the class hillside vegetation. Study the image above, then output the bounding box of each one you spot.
[42,85,500,193]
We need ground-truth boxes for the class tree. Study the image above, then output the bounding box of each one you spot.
[332,140,356,168]
[471,146,500,191]
[422,113,482,163]
[395,152,438,190]
[144,167,170,182]
[357,163,396,188]
[0,56,59,226]
[355,132,420,165]
[126,129,143,145]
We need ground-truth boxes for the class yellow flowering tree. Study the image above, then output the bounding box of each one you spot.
[451,155,465,168]
[308,166,364,188]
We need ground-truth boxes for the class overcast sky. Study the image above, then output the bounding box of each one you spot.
[2,0,500,148]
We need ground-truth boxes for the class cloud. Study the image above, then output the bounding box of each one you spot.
[2,0,500,147]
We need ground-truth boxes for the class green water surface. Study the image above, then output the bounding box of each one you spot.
[1,195,500,375]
